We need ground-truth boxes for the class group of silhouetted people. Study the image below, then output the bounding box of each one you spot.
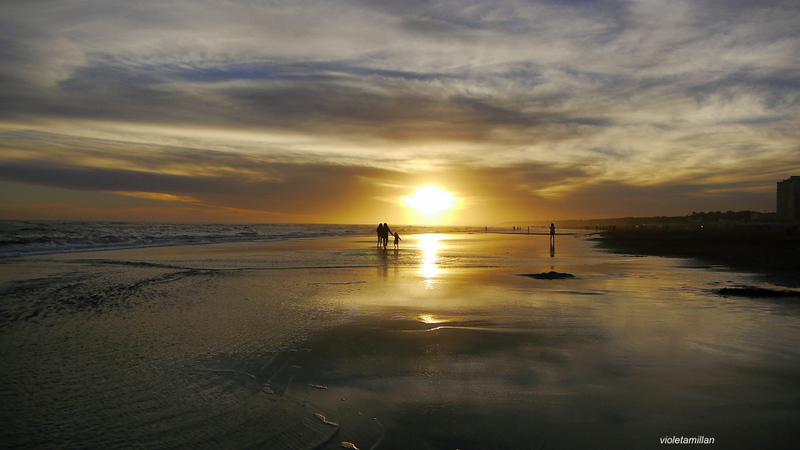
[375,222,554,250]
[376,223,401,249]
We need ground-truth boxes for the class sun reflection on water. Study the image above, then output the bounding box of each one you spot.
[418,233,444,288]
[418,313,446,324]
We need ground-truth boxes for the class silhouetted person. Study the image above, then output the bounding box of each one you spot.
[376,223,385,247]
[393,232,402,249]
[382,223,393,248]
[550,223,556,245]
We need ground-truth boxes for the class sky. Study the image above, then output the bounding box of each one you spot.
[1,0,798,225]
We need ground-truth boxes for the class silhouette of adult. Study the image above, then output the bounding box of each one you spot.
[376,223,384,247]
[549,223,556,245]
[382,223,393,248]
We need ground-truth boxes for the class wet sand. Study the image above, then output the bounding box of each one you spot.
[596,227,800,287]
[2,233,800,449]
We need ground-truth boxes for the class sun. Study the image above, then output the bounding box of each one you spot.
[403,186,456,214]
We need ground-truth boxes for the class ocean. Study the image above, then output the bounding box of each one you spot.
[0,221,485,258]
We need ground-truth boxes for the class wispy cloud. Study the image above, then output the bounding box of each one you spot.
[1,0,798,223]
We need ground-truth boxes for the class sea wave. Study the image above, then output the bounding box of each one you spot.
[0,221,478,258]
[0,221,374,258]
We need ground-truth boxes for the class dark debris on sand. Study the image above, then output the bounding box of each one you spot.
[520,271,576,280]
[717,286,800,299]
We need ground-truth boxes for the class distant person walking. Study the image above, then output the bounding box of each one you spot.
[550,223,556,243]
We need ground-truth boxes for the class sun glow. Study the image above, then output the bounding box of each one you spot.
[403,186,456,214]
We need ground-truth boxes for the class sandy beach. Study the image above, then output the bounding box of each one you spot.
[2,232,800,449]
[596,227,800,287]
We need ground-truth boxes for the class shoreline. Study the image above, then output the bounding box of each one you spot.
[595,227,800,288]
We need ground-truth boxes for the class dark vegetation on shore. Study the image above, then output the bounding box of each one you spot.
[520,210,778,230]
[596,226,800,287]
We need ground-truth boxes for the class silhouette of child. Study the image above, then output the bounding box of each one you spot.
[393,232,402,248]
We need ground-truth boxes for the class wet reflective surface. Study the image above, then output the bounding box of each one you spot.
[2,233,799,448]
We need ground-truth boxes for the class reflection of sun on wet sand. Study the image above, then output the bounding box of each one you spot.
[417,233,444,288]
[2,233,800,448]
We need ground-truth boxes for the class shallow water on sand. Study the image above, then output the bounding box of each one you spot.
[1,233,799,449]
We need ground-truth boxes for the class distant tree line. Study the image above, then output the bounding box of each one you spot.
[529,210,778,229]
[688,210,775,223]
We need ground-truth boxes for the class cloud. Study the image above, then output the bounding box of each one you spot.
[1,0,799,222]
